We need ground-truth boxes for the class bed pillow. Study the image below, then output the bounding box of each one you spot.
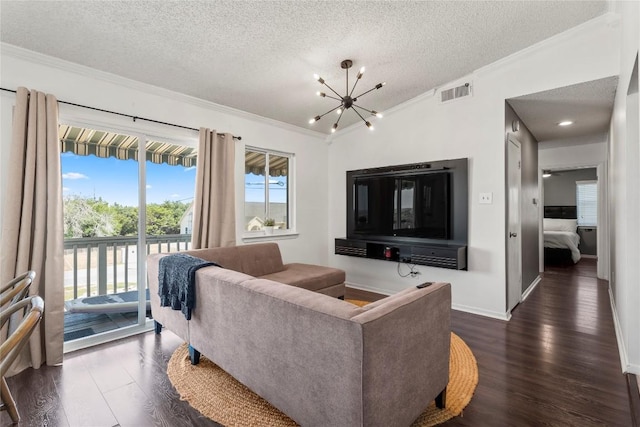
[544,218,577,232]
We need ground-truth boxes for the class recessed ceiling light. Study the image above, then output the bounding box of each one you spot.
[558,120,574,126]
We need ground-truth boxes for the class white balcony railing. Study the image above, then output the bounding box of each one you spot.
[63,234,191,301]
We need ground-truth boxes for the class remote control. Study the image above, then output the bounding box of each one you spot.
[416,282,433,289]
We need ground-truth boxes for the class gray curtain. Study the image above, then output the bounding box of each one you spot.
[191,128,236,249]
[0,87,64,375]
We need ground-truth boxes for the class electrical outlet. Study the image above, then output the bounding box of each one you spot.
[479,192,493,204]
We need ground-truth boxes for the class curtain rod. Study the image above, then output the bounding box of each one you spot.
[0,87,242,140]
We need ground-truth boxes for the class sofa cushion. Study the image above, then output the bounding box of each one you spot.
[260,263,346,293]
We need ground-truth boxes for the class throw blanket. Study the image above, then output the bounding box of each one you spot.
[158,254,219,320]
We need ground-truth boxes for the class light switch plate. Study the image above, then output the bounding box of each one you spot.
[479,192,493,204]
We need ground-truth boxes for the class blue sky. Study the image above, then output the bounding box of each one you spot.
[61,153,196,206]
[62,154,287,206]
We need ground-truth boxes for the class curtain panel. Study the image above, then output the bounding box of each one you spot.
[191,129,236,249]
[0,87,64,375]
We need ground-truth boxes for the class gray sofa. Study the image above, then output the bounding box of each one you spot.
[148,244,451,427]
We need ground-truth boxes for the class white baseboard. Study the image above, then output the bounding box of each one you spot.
[628,363,640,375]
[522,275,542,302]
[451,303,511,321]
[609,285,631,373]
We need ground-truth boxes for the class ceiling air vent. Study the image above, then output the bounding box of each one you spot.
[440,82,472,104]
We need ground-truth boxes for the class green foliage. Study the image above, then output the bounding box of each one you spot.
[147,201,189,235]
[263,218,275,226]
[64,195,114,238]
[63,196,190,238]
[113,204,138,236]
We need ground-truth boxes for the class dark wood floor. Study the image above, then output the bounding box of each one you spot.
[2,259,632,426]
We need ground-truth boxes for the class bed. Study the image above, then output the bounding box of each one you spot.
[543,206,581,265]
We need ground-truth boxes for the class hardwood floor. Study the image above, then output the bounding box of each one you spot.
[2,259,632,426]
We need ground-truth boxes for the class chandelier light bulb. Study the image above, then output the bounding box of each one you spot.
[309,115,321,124]
[337,108,342,115]
[317,91,326,97]
[366,121,373,130]
[313,73,325,84]
[372,110,383,118]
[332,123,338,133]
[357,66,365,79]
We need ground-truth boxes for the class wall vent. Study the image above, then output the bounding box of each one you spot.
[440,82,472,103]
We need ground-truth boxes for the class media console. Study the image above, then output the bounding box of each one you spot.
[335,238,467,270]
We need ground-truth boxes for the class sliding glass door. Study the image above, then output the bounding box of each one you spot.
[60,123,196,350]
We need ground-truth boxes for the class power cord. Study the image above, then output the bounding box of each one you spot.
[397,261,420,278]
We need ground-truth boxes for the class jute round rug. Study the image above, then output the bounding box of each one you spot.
[167,302,478,426]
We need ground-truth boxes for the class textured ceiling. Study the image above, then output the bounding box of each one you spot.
[508,76,618,142]
[0,1,610,134]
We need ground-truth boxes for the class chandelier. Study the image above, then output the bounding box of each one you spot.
[309,59,385,133]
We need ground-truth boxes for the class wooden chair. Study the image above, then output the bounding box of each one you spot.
[0,295,44,423]
[0,271,35,309]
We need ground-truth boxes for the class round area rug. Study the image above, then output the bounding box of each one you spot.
[167,315,477,427]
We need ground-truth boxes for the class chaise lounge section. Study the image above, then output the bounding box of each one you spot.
[169,242,346,298]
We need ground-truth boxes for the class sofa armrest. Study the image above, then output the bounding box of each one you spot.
[351,282,451,427]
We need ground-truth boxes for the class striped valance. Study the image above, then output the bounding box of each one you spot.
[59,125,198,167]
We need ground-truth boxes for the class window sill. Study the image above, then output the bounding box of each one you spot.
[242,231,299,243]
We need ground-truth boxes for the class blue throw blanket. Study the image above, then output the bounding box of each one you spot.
[158,254,219,320]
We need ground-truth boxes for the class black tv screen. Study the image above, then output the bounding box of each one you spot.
[348,168,450,240]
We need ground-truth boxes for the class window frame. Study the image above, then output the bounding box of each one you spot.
[243,146,295,238]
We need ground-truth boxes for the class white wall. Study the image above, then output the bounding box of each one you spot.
[608,0,639,375]
[0,45,329,267]
[327,15,621,319]
[539,134,608,169]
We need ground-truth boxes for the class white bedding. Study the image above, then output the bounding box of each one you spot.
[544,230,581,263]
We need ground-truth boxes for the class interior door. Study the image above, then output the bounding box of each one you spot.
[507,135,522,313]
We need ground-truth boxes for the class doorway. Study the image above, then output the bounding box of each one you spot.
[541,167,598,274]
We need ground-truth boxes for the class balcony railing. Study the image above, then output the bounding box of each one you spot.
[63,234,191,301]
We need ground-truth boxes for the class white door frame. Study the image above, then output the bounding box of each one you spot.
[537,162,609,280]
[506,134,523,314]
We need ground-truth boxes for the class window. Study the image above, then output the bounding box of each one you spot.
[576,180,597,226]
[244,147,293,232]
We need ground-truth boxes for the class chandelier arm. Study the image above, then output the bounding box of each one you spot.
[352,83,384,99]
[321,81,343,99]
[323,94,343,102]
[349,78,361,98]
[317,104,343,120]
[335,108,346,126]
[352,107,369,125]
[352,104,375,115]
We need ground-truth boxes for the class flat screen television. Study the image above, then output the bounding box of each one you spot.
[347,163,451,241]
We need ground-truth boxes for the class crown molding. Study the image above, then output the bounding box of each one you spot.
[473,12,620,77]
[1,43,326,140]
